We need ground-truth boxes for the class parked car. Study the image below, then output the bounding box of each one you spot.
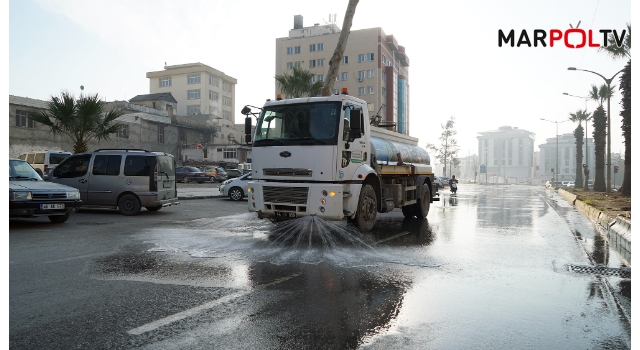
[440,176,450,186]
[225,169,243,179]
[176,166,207,183]
[46,149,179,215]
[9,158,82,223]
[20,150,72,177]
[567,181,575,188]
[433,176,445,189]
[199,166,228,182]
[561,181,570,187]
[220,173,252,201]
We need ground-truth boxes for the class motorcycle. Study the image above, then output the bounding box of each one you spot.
[450,181,458,195]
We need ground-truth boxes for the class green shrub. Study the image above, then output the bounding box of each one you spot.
[583,200,595,206]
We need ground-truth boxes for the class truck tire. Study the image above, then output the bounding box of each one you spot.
[412,182,431,219]
[402,205,415,218]
[355,184,377,232]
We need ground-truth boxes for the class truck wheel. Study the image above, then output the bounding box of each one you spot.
[402,205,415,218]
[412,183,431,219]
[355,184,377,232]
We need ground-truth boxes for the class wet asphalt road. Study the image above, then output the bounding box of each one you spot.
[9,184,631,349]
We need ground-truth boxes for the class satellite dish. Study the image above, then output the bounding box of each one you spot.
[80,85,84,90]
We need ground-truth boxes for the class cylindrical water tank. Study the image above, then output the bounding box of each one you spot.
[371,136,431,165]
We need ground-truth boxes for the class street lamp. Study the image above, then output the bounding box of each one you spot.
[568,67,624,193]
[541,118,569,190]
[562,92,591,176]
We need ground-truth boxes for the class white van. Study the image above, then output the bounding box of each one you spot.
[46,149,179,215]
[20,150,72,176]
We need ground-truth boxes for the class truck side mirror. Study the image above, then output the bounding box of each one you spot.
[349,109,363,141]
[244,117,252,144]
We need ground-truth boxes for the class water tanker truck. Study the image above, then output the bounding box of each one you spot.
[241,89,439,231]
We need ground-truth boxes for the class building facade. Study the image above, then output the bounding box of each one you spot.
[275,16,410,134]
[147,63,237,126]
[538,133,597,183]
[477,126,536,183]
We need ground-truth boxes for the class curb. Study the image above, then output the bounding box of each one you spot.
[558,188,631,267]
[177,195,219,200]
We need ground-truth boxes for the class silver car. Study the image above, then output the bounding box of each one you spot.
[220,173,252,201]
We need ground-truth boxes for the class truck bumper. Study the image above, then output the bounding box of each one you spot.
[248,182,344,221]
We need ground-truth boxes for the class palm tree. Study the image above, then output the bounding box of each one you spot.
[588,84,615,193]
[600,23,631,197]
[29,91,124,153]
[322,0,360,96]
[275,67,323,98]
[569,109,590,188]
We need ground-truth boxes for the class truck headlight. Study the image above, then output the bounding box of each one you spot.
[66,190,80,199]
[10,191,32,201]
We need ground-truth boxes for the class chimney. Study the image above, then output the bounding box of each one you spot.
[294,15,303,29]
[167,104,174,118]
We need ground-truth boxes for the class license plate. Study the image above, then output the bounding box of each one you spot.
[275,211,296,218]
[41,203,65,210]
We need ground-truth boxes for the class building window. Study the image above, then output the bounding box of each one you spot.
[358,87,365,95]
[210,106,218,115]
[318,58,324,66]
[382,54,387,65]
[341,72,348,80]
[381,104,386,113]
[318,43,324,51]
[342,56,348,64]
[287,62,293,70]
[317,74,324,82]
[187,105,200,115]
[223,110,231,120]
[287,47,293,55]
[188,89,200,99]
[187,74,201,84]
[382,70,387,81]
[223,148,237,159]
[209,90,219,101]
[309,44,315,52]
[222,81,231,92]
[15,110,35,128]
[367,53,374,61]
[294,46,300,54]
[367,103,374,111]
[382,87,386,97]
[159,77,171,87]
[310,75,316,83]
[368,86,374,94]
[294,61,301,68]
[223,96,232,106]
[309,59,316,68]
[358,54,365,62]
[357,70,365,80]
[116,125,128,138]
[209,75,219,86]
[367,69,374,78]
[157,126,164,144]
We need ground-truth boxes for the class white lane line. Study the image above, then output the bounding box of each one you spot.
[127,273,301,336]
[373,231,410,246]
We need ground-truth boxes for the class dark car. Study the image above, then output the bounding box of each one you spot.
[433,176,445,189]
[440,176,450,186]
[225,169,243,179]
[176,166,207,183]
[9,158,82,223]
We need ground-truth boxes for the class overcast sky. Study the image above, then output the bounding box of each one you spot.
[7,0,632,158]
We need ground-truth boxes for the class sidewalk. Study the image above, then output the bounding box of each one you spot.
[177,187,220,200]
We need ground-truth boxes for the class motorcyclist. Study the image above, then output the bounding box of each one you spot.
[449,175,458,193]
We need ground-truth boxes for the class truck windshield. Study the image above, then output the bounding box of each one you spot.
[253,102,341,146]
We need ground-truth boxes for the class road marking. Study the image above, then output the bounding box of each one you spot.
[373,231,410,246]
[127,273,301,336]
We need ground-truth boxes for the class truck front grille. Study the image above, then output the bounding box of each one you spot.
[263,186,309,204]
[263,168,312,177]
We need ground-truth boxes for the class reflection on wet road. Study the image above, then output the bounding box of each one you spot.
[92,185,630,349]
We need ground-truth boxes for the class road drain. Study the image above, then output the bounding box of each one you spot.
[567,264,631,278]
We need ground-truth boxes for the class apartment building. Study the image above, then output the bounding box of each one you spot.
[538,133,596,182]
[275,15,410,135]
[477,126,536,182]
[147,63,237,126]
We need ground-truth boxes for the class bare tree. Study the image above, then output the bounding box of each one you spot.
[426,116,460,177]
[321,0,359,96]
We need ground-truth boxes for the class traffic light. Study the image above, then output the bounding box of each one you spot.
[614,165,619,173]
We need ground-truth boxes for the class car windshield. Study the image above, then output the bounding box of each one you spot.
[9,159,42,180]
[216,168,226,173]
[253,101,341,146]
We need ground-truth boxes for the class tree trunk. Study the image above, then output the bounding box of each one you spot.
[619,60,631,197]
[574,124,584,188]
[592,106,607,192]
[321,0,359,96]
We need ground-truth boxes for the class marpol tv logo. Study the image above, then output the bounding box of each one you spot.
[498,22,628,48]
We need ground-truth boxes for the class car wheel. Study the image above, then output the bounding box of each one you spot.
[118,194,142,216]
[209,177,215,182]
[145,206,162,212]
[228,187,244,201]
[48,212,70,223]
[183,177,190,183]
